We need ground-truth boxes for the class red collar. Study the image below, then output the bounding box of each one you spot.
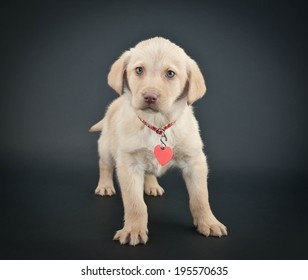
[138,116,176,135]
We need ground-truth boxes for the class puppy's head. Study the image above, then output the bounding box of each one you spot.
[108,37,206,114]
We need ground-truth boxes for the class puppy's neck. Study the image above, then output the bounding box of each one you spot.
[136,97,187,127]
[122,89,188,127]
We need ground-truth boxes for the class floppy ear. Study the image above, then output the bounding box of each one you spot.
[187,58,206,105]
[107,50,131,95]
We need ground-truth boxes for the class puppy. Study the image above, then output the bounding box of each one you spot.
[90,37,227,245]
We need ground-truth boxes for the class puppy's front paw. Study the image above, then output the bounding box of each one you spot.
[95,184,116,196]
[113,227,149,246]
[194,217,228,238]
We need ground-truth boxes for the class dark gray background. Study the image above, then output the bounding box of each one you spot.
[1,0,308,259]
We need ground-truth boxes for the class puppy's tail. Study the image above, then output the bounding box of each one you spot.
[89,118,104,132]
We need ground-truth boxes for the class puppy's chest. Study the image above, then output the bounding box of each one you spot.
[134,129,176,176]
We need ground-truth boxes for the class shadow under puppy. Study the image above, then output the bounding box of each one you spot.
[90,37,227,246]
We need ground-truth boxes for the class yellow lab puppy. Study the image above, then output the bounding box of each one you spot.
[90,37,227,245]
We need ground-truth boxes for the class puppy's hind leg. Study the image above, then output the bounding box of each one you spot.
[95,158,116,196]
[144,174,165,196]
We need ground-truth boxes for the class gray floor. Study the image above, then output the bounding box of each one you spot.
[2,162,307,259]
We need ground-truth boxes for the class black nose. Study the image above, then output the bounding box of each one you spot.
[143,93,158,104]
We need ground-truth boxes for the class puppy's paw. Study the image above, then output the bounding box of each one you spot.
[113,227,149,246]
[95,184,116,196]
[144,184,165,196]
[194,217,228,238]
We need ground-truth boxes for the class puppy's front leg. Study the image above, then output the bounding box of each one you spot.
[183,153,227,237]
[113,156,148,246]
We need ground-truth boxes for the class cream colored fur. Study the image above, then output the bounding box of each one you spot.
[91,37,227,245]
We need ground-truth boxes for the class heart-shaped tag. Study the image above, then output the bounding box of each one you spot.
[154,145,173,166]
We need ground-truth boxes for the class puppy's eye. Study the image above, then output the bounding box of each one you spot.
[135,67,144,75]
[166,70,175,78]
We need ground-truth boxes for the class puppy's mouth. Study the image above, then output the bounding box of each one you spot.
[132,93,162,113]
[132,102,160,113]
[136,101,160,112]
[142,104,159,113]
